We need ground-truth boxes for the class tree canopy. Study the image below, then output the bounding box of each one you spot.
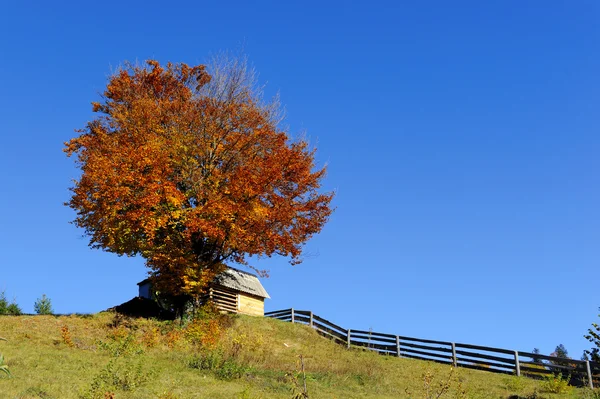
[65,57,333,300]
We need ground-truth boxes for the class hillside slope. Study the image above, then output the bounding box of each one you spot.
[0,312,593,399]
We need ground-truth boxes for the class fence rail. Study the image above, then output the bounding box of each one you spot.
[265,308,600,388]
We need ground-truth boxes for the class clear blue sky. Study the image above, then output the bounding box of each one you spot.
[1,1,598,360]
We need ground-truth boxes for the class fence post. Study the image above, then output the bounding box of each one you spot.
[396,336,401,358]
[347,329,351,349]
[451,343,457,367]
[291,308,295,323]
[586,361,594,389]
[514,351,520,377]
[309,311,313,327]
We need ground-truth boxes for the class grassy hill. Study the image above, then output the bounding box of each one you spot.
[0,311,597,399]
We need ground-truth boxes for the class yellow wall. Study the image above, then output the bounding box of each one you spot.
[237,294,264,316]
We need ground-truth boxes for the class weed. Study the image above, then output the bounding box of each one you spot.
[184,305,230,349]
[286,354,310,398]
[0,353,11,377]
[504,375,527,392]
[16,386,54,398]
[165,329,183,348]
[540,373,571,394]
[187,349,248,380]
[81,328,150,398]
[61,325,74,347]
[141,326,160,348]
[580,388,600,399]
[157,391,181,399]
[405,367,467,399]
[97,333,144,358]
[83,358,149,398]
[0,336,10,378]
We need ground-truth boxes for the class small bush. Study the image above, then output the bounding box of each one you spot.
[187,349,248,380]
[34,294,53,315]
[184,305,230,349]
[540,373,571,394]
[83,359,149,399]
[0,291,22,315]
[97,332,143,358]
[504,375,527,392]
[60,325,74,347]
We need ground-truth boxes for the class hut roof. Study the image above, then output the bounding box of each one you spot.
[137,267,270,299]
[213,267,270,299]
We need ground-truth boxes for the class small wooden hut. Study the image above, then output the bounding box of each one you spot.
[137,267,270,316]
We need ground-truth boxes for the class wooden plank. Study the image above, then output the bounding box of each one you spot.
[350,332,397,344]
[460,363,513,375]
[402,353,454,366]
[272,315,292,321]
[519,365,554,376]
[350,340,396,351]
[454,349,515,365]
[456,357,515,371]
[518,351,587,365]
[351,329,398,339]
[312,321,347,341]
[397,335,453,346]
[314,326,347,344]
[400,347,454,361]
[312,314,346,334]
[294,310,311,316]
[456,343,515,355]
[398,341,453,354]
[293,315,311,324]
[540,362,580,373]
[265,308,292,316]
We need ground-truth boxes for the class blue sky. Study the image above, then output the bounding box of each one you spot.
[1,1,598,360]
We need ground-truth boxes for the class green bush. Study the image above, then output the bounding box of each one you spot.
[34,294,53,315]
[0,291,22,315]
[541,373,571,394]
[188,350,248,380]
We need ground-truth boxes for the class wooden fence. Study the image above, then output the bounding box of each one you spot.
[265,308,600,389]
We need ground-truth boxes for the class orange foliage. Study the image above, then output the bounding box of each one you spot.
[65,59,333,298]
[60,325,74,347]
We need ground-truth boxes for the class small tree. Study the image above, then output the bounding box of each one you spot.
[34,294,53,315]
[550,344,571,369]
[552,344,569,359]
[584,308,600,362]
[0,292,22,315]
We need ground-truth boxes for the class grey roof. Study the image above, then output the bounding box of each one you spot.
[213,267,270,299]
[137,267,270,299]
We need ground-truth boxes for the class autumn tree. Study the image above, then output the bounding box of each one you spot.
[65,56,333,309]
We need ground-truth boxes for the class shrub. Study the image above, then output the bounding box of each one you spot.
[83,358,149,399]
[7,302,22,315]
[540,373,571,394]
[187,349,248,380]
[60,325,74,347]
[0,291,22,315]
[34,294,53,315]
[184,303,230,349]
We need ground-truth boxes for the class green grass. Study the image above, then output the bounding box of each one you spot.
[0,312,597,399]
